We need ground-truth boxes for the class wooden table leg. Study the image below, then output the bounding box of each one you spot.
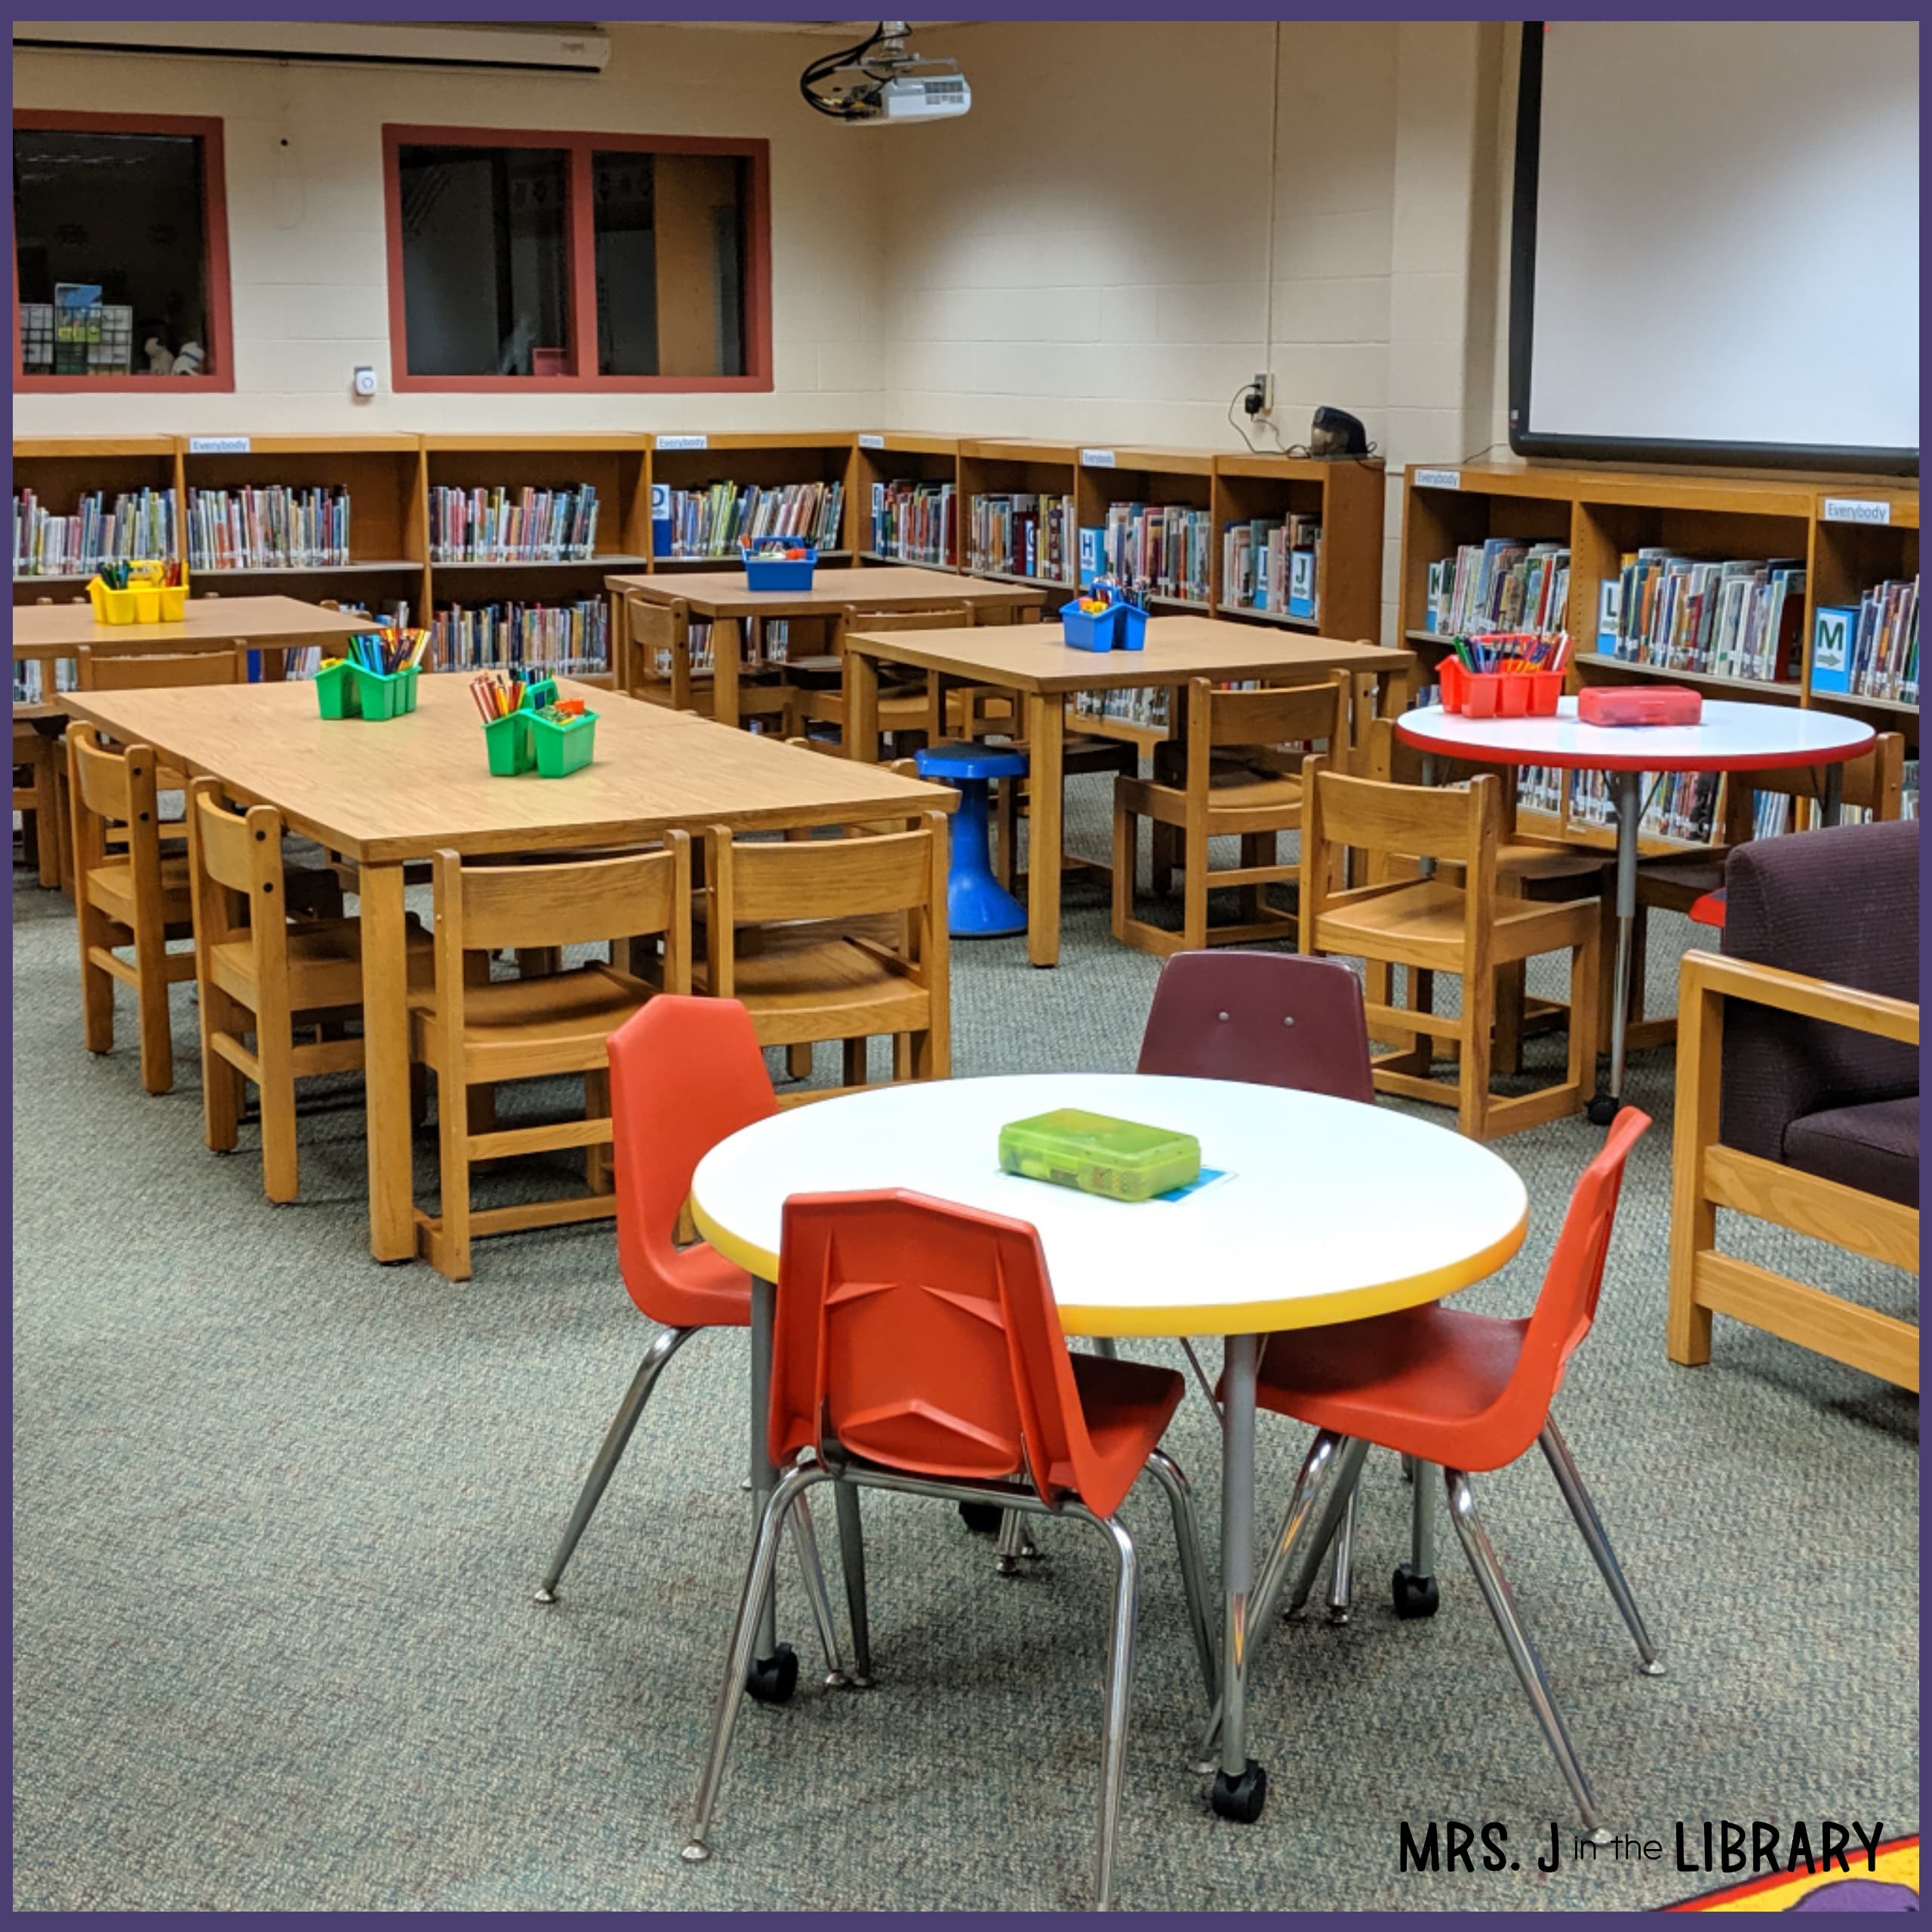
[1025,691,1064,968]
[715,620,743,731]
[358,859,417,1263]
[845,646,881,764]
[32,735,60,888]
[608,589,629,694]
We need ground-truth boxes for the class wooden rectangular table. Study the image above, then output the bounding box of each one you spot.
[12,593,373,666]
[61,674,955,1266]
[841,616,1415,966]
[605,565,1041,729]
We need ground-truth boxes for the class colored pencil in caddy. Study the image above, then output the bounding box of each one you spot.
[471,669,598,777]
[1436,629,1569,717]
[315,627,428,721]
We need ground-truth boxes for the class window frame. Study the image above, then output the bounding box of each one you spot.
[380,124,773,395]
[12,109,236,394]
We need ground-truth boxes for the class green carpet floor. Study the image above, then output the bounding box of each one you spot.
[11,787,1918,1911]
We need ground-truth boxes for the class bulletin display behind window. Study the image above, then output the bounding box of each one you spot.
[383,126,771,392]
[13,111,234,391]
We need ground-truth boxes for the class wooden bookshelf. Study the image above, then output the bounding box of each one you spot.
[12,435,182,605]
[1075,445,1216,612]
[958,438,1079,593]
[648,429,856,563]
[1215,453,1385,645]
[854,431,959,568]
[1399,459,1921,741]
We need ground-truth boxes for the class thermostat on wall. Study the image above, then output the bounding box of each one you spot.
[352,365,378,398]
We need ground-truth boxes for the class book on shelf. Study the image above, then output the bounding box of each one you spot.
[665,480,842,558]
[1599,550,1805,683]
[869,479,954,565]
[429,485,600,564]
[1071,685,1170,733]
[12,657,78,706]
[1092,502,1213,603]
[1568,766,1721,844]
[1812,578,1918,705]
[13,487,177,578]
[1426,539,1568,637]
[432,599,610,678]
[967,491,1074,585]
[186,485,349,571]
[1224,515,1321,619]
[652,617,792,678]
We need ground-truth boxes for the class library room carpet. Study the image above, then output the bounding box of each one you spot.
[11,777,1919,1912]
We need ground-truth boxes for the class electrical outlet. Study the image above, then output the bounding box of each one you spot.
[1254,371,1275,417]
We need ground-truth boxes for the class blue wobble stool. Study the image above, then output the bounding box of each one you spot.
[915,743,1029,937]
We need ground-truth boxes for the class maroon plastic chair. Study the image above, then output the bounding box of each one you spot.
[1137,949,1374,1102]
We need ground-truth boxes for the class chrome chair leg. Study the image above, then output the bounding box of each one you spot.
[1538,1420,1663,1675]
[684,1463,828,1864]
[1194,1430,1361,1766]
[1443,1466,1611,1844]
[1326,1481,1358,1624]
[994,1508,1038,1575]
[787,1490,850,1687]
[1282,1440,1370,1620]
[832,1482,874,1687]
[535,1323,697,1603]
[1144,1447,1218,1708]
[1080,1507,1139,1914]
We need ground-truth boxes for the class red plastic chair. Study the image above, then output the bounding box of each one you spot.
[534,994,845,1703]
[1688,888,1727,929]
[680,1189,1218,1912]
[1215,1109,1660,1842]
[1137,949,1376,1103]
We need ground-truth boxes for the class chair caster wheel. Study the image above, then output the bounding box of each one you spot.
[1210,1760,1268,1823]
[1392,1564,1439,1620]
[680,1840,712,1863]
[958,1501,1003,1534]
[533,1584,558,1605]
[745,1644,798,1706]
[1586,1093,1620,1126]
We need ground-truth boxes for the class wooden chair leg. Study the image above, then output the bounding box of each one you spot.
[466,1084,497,1137]
[1667,972,1721,1367]
[1181,822,1210,952]
[586,1066,612,1193]
[842,1038,868,1090]
[786,1042,814,1080]
[255,1004,301,1204]
[132,918,175,1097]
[76,909,117,1056]
[32,749,60,889]
[201,992,246,1155]
[992,777,1017,892]
[410,1062,429,1128]
[515,947,562,979]
[1566,929,1602,1114]
[437,1070,474,1283]
[1239,832,1272,924]
[1150,819,1176,899]
[1456,972,1494,1142]
[1494,960,1527,1076]
[1110,798,1134,943]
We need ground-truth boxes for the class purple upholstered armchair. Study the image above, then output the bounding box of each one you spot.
[1667,817,1919,1391]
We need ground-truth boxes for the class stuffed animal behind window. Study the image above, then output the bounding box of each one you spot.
[171,342,206,377]
[143,337,174,374]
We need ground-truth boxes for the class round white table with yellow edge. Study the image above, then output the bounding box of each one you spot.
[690,1069,1529,1825]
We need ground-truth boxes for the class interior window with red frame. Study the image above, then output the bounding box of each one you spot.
[383,126,771,393]
[14,111,233,391]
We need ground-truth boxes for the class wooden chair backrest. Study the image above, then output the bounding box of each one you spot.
[1304,754,1500,873]
[1363,714,1518,847]
[433,835,694,970]
[624,595,691,695]
[78,645,246,692]
[1194,670,1349,756]
[185,777,289,977]
[840,604,972,633]
[1719,731,1906,839]
[67,724,148,825]
[709,814,945,928]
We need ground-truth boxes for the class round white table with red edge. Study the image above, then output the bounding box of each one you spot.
[1395,696,1875,1121]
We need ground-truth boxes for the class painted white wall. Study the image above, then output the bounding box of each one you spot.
[14,20,1517,637]
[11,23,889,436]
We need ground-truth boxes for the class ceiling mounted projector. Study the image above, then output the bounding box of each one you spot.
[800,22,971,124]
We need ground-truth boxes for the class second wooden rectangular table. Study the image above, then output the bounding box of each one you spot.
[841,616,1414,965]
[60,674,955,1266]
[12,593,374,669]
[606,565,1041,729]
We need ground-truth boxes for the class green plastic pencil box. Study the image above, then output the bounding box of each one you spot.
[998,1109,1201,1204]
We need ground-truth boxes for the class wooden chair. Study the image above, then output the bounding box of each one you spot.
[1364,715,1611,1072]
[1299,755,1601,1142]
[13,719,61,889]
[408,838,694,1281]
[1112,672,1348,957]
[679,814,950,1105]
[789,605,968,753]
[78,644,248,807]
[1669,820,1918,1392]
[185,777,422,1203]
[65,726,198,1094]
[622,592,792,730]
